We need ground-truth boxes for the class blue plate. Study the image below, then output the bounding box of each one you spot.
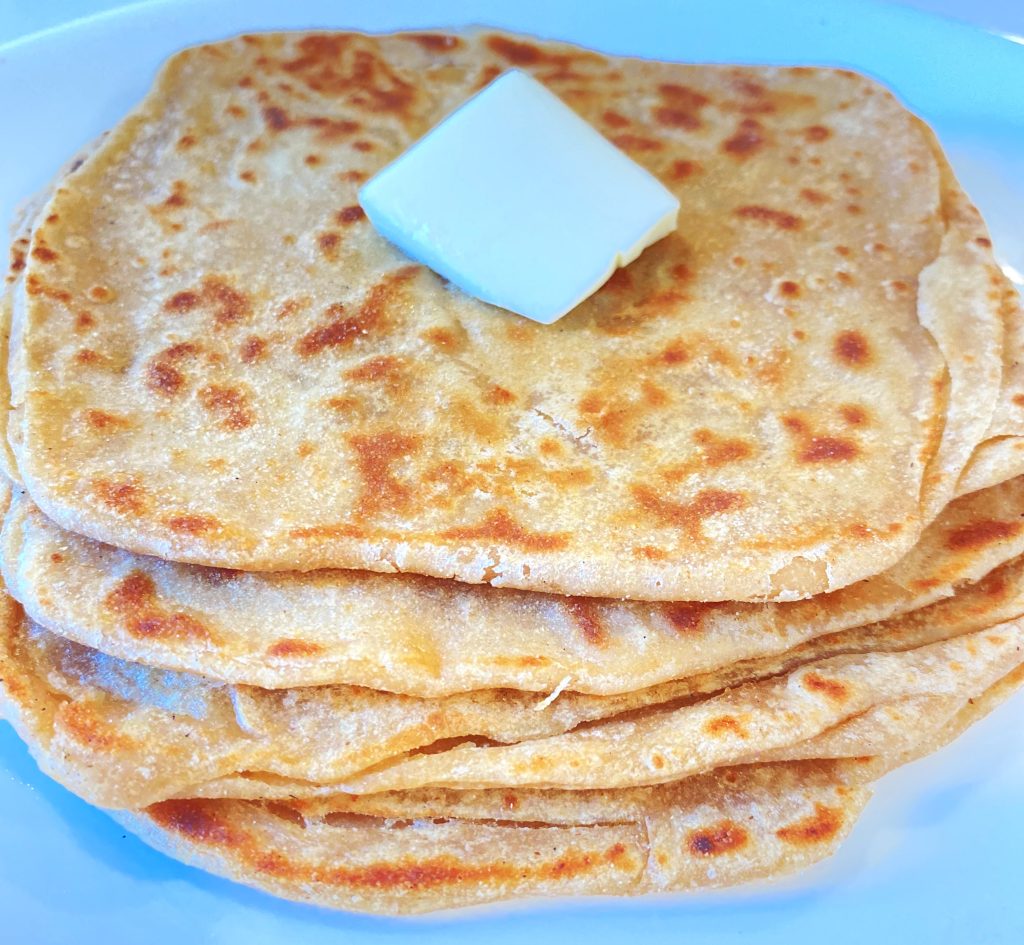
[1,2,1022,942]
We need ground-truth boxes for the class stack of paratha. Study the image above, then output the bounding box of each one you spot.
[1,28,1023,915]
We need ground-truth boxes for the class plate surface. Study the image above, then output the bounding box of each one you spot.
[1,2,1023,943]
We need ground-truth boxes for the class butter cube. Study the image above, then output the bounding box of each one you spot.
[359,69,679,324]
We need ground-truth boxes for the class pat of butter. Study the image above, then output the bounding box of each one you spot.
[359,69,679,324]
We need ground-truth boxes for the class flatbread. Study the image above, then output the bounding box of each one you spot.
[11,29,1014,600]
[112,759,868,915]
[7,476,1024,695]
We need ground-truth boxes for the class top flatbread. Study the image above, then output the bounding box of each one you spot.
[9,29,1012,599]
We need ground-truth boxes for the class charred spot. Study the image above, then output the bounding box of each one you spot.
[834,330,871,366]
[305,117,361,141]
[691,428,755,468]
[486,35,543,65]
[84,409,129,431]
[93,478,147,515]
[145,342,201,396]
[655,107,701,130]
[421,326,463,351]
[704,715,748,738]
[485,385,516,405]
[565,599,607,647]
[803,124,831,141]
[839,404,868,425]
[846,203,863,215]
[669,159,701,180]
[799,436,859,463]
[282,38,415,113]
[164,515,220,534]
[148,800,244,848]
[611,134,663,153]
[296,266,417,356]
[658,83,710,113]
[240,336,267,363]
[317,231,341,259]
[722,118,766,157]
[439,509,569,552]
[305,153,322,166]
[687,820,749,856]
[239,170,257,183]
[105,571,156,613]
[177,133,198,150]
[199,384,255,430]
[266,639,325,658]
[778,280,801,297]
[631,485,745,539]
[734,205,802,230]
[277,297,308,320]
[658,341,690,365]
[946,519,1023,551]
[602,110,630,128]
[349,430,421,515]
[407,32,463,52]
[31,244,58,263]
[781,415,808,435]
[75,348,101,366]
[800,188,828,204]
[663,602,710,633]
[503,793,520,811]
[336,205,366,225]
[262,105,291,131]
[160,181,188,209]
[25,274,72,303]
[344,354,404,383]
[352,139,374,152]
[165,291,200,312]
[776,803,843,845]
[975,237,992,248]
[802,672,850,701]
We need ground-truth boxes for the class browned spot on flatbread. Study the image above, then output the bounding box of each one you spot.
[199,385,255,430]
[803,124,832,141]
[799,436,859,463]
[946,520,1023,551]
[317,231,341,259]
[834,330,871,366]
[565,600,608,647]
[722,118,767,156]
[84,409,130,431]
[669,159,701,180]
[266,639,325,658]
[281,36,415,114]
[406,33,463,52]
[92,478,148,516]
[240,336,267,363]
[104,570,211,641]
[348,431,421,516]
[336,205,366,225]
[165,514,220,535]
[687,820,749,856]
[734,205,802,229]
[440,510,570,552]
[776,803,843,845]
[296,266,418,356]
[663,602,711,633]
[631,485,745,540]
[148,800,245,847]
[704,715,748,738]
[59,703,129,752]
[839,404,869,426]
[802,672,850,702]
[611,134,664,153]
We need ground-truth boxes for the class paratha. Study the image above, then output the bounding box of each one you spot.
[10,29,1015,600]
[6,476,1024,695]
